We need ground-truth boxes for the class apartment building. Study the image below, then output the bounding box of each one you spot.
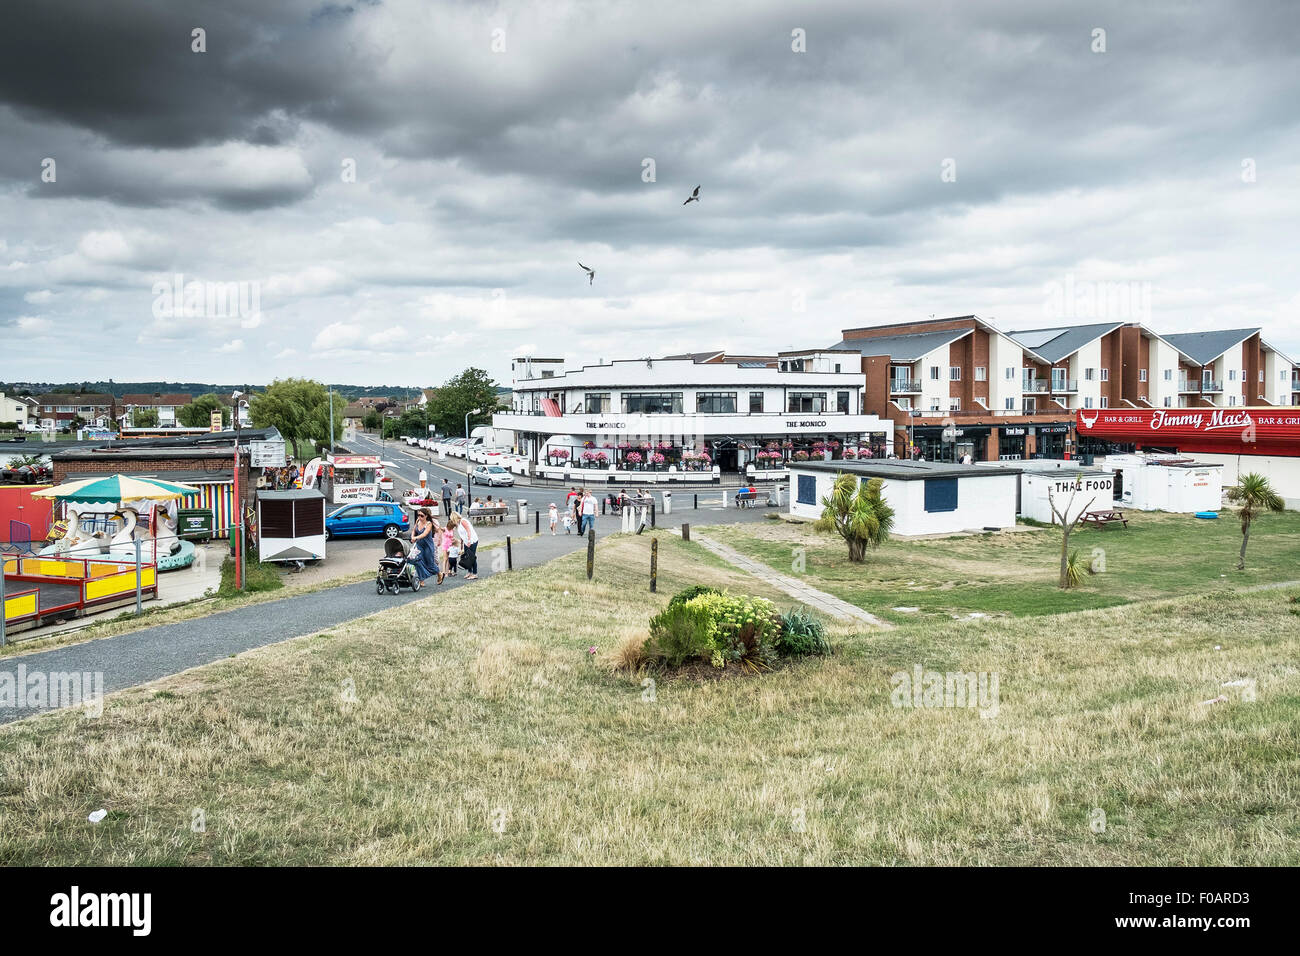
[497,350,891,471]
[834,316,1078,461]
[119,392,193,427]
[1160,329,1296,408]
[838,316,1299,460]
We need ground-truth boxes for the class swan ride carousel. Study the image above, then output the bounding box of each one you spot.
[33,474,202,571]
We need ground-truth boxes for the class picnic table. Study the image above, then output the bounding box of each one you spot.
[1081,508,1128,529]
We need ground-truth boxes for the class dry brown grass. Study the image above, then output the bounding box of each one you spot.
[0,532,1295,866]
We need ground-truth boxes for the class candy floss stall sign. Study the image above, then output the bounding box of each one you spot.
[1076,408,1300,456]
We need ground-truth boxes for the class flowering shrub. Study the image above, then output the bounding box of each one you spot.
[657,441,672,450]
[595,451,609,463]
[793,450,810,461]
[617,442,631,451]
[583,440,595,449]
[842,448,857,459]
[645,589,781,671]
[649,452,665,465]
[549,448,570,461]
[626,451,643,465]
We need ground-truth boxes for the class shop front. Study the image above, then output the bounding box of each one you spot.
[1037,424,1073,459]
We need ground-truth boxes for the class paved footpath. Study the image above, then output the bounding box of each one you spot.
[691,532,893,628]
[0,506,775,724]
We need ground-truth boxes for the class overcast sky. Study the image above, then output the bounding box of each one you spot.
[2,0,1298,389]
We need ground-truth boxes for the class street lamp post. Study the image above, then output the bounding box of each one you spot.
[465,407,481,497]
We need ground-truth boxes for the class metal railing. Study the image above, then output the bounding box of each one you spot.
[1048,379,1078,392]
[889,379,922,393]
[1022,381,1049,392]
[1200,380,1223,392]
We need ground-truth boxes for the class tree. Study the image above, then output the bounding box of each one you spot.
[1226,472,1284,570]
[816,473,895,562]
[178,393,230,428]
[428,368,502,437]
[132,408,159,428]
[1047,477,1097,589]
[363,409,382,432]
[249,378,344,458]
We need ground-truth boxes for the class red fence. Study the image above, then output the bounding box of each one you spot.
[0,486,53,543]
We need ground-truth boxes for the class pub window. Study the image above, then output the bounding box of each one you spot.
[584,393,611,414]
[622,392,683,414]
[696,392,737,414]
[787,392,826,413]
[837,391,850,414]
[749,391,764,413]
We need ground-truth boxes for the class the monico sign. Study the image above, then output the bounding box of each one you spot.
[1076,408,1300,456]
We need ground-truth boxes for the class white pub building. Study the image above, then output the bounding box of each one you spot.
[493,350,893,480]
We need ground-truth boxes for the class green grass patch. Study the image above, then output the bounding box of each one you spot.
[705,510,1300,622]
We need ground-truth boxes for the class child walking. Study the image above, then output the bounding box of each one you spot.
[548,503,558,535]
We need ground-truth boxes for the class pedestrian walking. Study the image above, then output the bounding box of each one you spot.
[548,503,558,534]
[454,483,467,514]
[580,488,597,535]
[409,510,437,582]
[441,478,452,517]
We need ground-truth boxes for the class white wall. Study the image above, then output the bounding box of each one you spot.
[1186,453,1300,510]
[1264,350,1293,406]
[919,344,951,412]
[988,335,1023,413]
[1150,340,1181,408]
[1072,339,1104,409]
[788,468,1018,535]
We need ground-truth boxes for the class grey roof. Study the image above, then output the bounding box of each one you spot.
[791,460,1023,480]
[1162,328,1258,367]
[1006,322,1124,364]
[828,328,971,362]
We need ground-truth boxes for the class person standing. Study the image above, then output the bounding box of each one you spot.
[580,488,597,535]
[441,478,453,517]
[410,510,438,582]
[451,512,479,580]
[454,482,467,514]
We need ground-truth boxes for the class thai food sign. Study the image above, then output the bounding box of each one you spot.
[1076,408,1300,456]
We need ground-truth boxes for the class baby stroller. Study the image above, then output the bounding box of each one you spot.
[376,538,423,594]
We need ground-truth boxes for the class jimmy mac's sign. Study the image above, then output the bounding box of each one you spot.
[1076,407,1300,457]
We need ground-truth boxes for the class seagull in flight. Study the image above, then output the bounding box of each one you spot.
[578,261,595,285]
[682,185,701,205]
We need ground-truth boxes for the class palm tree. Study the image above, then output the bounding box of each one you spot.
[817,473,895,562]
[1225,472,1284,570]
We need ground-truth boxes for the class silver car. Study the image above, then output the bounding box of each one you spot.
[471,464,515,487]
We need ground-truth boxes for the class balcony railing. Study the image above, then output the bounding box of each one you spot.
[1178,380,1199,393]
[889,379,922,393]
[1022,381,1049,393]
[1048,379,1078,393]
[1200,380,1223,393]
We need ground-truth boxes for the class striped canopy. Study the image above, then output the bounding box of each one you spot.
[31,474,202,503]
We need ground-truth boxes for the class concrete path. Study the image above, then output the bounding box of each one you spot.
[690,532,893,628]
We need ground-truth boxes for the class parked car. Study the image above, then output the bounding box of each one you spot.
[471,464,515,487]
[4,435,27,443]
[324,501,409,539]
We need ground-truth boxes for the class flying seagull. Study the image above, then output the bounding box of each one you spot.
[682,185,701,205]
[578,261,595,285]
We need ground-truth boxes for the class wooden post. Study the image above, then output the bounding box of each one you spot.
[650,500,656,528]
[650,537,658,592]
[586,527,595,580]
[681,523,690,542]
[506,536,513,570]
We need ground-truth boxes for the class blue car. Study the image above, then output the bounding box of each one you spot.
[325,501,410,539]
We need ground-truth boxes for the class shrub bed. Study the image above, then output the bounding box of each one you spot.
[641,586,830,673]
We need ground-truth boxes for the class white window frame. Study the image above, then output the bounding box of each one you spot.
[1139,369,1148,382]
[949,397,961,411]
[974,366,987,381]
[1101,368,1109,382]
[929,366,941,380]
[1084,368,1096,382]
[949,366,961,381]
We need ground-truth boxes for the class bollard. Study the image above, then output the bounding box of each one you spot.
[135,538,143,615]
[681,522,690,542]
[650,537,658,592]
[586,527,595,580]
[721,489,728,508]
[506,536,513,570]
[694,493,698,510]
[535,510,540,534]
[662,491,671,515]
